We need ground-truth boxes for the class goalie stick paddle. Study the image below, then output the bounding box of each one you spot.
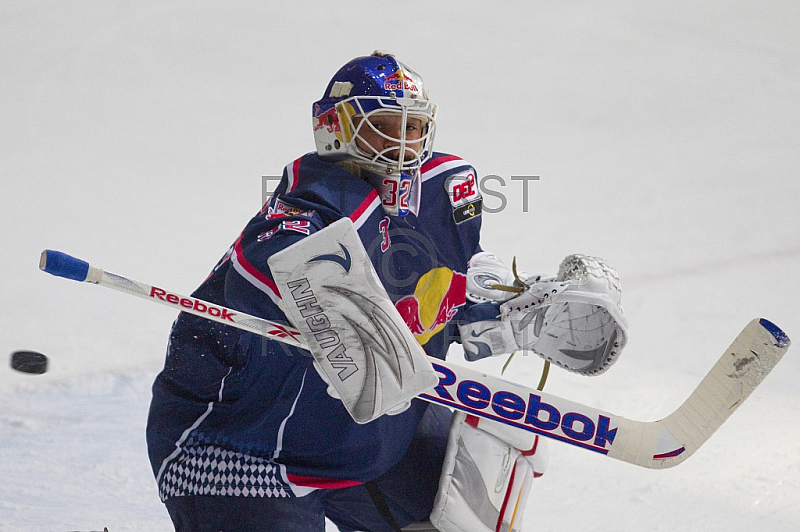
[39,249,791,469]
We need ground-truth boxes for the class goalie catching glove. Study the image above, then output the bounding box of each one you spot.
[459,252,628,375]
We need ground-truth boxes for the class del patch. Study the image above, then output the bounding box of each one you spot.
[445,170,482,224]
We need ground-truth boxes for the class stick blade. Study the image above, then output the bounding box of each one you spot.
[650,318,790,468]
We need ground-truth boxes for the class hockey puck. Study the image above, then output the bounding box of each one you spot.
[10,351,49,374]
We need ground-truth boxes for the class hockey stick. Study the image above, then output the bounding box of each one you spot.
[39,250,790,469]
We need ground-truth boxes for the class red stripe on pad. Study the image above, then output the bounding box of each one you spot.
[465,414,481,428]
[495,463,516,532]
[286,474,363,489]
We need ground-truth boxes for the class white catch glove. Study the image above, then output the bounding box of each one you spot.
[465,251,551,304]
[460,254,628,375]
[465,252,519,303]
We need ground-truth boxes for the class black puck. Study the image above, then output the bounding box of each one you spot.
[10,351,49,374]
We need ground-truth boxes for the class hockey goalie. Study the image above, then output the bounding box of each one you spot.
[428,251,627,532]
[145,51,628,532]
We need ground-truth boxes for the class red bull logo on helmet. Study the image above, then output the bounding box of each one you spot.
[395,267,466,345]
[384,68,420,93]
[313,106,342,134]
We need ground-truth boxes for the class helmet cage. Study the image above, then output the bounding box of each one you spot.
[337,95,437,175]
[311,53,437,217]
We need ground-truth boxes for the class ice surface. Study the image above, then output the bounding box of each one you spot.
[2,1,798,530]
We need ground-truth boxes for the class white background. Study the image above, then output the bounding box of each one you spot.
[1,1,798,530]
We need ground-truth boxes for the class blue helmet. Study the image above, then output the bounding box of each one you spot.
[312,52,437,216]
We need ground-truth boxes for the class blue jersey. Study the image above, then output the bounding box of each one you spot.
[147,152,483,501]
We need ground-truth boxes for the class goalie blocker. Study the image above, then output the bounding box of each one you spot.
[268,218,438,424]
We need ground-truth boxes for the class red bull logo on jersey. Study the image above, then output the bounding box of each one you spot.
[384,69,420,93]
[266,199,314,220]
[395,267,466,345]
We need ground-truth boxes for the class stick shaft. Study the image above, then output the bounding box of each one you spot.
[40,250,306,348]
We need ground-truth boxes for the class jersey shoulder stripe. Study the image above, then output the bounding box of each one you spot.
[285,156,303,193]
[421,154,473,183]
[231,233,283,304]
[349,189,381,229]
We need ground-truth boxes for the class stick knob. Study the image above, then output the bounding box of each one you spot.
[39,250,91,282]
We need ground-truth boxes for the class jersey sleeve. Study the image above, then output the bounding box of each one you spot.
[223,204,328,325]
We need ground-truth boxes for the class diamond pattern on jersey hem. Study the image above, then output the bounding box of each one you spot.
[159,444,292,501]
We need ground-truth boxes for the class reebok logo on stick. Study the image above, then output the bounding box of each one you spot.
[150,287,236,322]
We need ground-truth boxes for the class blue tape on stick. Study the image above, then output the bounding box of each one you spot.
[41,250,90,282]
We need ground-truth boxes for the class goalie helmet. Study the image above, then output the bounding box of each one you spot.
[312,51,437,216]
